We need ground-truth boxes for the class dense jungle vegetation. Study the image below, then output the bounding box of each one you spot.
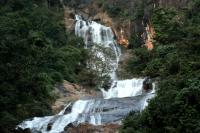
[121,0,200,132]
[0,0,199,132]
[0,0,89,132]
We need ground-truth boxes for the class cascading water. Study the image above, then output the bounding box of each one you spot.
[102,78,155,99]
[75,15,121,79]
[16,15,155,133]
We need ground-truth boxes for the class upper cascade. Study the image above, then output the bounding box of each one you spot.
[75,15,121,80]
[75,15,116,48]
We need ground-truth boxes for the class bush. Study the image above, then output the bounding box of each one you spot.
[126,48,152,76]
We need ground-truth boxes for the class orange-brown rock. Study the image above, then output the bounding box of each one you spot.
[142,22,155,50]
[63,1,132,48]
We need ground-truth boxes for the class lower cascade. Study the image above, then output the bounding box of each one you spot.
[17,78,155,133]
[16,15,156,133]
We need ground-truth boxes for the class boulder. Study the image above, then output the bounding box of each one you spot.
[47,123,53,131]
[143,77,153,91]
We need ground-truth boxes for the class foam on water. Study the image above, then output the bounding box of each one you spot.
[102,78,147,99]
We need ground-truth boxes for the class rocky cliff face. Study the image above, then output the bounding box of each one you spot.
[63,0,189,49]
[63,0,132,47]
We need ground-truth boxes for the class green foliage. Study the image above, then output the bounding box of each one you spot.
[103,4,126,18]
[131,0,145,20]
[0,0,87,132]
[121,76,200,133]
[126,48,153,76]
[102,0,146,19]
[77,45,113,89]
[101,0,132,18]
[152,8,184,45]
[128,34,141,49]
[121,1,200,132]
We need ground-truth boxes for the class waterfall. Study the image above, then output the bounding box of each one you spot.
[16,15,155,133]
[102,78,155,99]
[75,15,121,79]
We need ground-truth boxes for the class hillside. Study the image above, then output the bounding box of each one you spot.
[0,0,199,133]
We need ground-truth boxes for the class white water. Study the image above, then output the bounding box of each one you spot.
[102,78,146,99]
[75,15,121,79]
[17,15,155,133]
[75,15,116,48]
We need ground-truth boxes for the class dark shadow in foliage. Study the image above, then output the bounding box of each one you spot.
[0,0,87,132]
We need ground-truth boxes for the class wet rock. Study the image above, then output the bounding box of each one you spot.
[68,123,75,128]
[64,104,73,114]
[64,123,76,132]
[47,122,53,131]
[143,77,153,91]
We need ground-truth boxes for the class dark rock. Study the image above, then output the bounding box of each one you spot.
[143,77,153,91]
[69,12,75,19]
[68,123,75,128]
[47,123,53,131]
[102,80,113,91]
[93,18,101,22]
[64,122,76,132]
[64,104,73,114]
